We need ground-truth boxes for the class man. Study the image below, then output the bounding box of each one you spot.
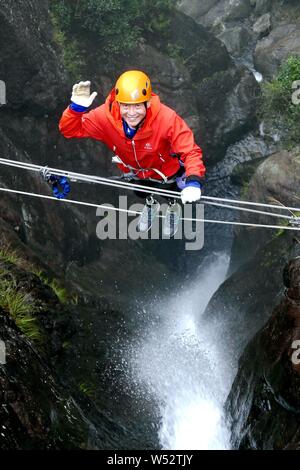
[59,70,205,237]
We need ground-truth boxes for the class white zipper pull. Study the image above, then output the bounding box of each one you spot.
[131,139,145,177]
[132,140,141,168]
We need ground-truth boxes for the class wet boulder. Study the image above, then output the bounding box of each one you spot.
[226,256,300,449]
[254,24,300,78]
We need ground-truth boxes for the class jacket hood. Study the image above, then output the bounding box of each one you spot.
[104,89,161,138]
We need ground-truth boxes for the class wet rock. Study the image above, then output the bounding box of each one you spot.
[196,66,259,164]
[203,229,297,361]
[178,0,252,31]
[0,258,154,449]
[230,155,269,186]
[224,0,252,21]
[177,0,219,22]
[253,13,272,38]
[0,296,101,449]
[218,26,251,56]
[230,147,300,271]
[226,256,300,449]
[254,24,300,78]
[0,0,67,111]
[255,0,272,15]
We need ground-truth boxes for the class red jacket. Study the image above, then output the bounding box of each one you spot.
[59,90,205,182]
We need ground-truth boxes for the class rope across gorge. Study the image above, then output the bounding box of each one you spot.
[0,157,300,232]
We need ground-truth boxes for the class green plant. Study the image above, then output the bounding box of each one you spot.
[50,0,178,62]
[71,293,79,305]
[50,10,84,78]
[0,247,22,266]
[79,381,96,399]
[49,279,68,304]
[166,43,184,63]
[32,270,69,304]
[0,276,43,342]
[240,181,250,199]
[260,56,300,148]
[273,210,300,238]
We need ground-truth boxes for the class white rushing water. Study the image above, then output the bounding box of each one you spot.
[126,252,234,450]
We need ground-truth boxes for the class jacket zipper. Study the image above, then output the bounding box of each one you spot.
[131,140,145,178]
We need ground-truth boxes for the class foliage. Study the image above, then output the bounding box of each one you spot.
[260,56,300,148]
[33,270,68,304]
[0,246,71,305]
[0,247,22,265]
[50,10,84,78]
[0,275,43,342]
[166,43,185,63]
[50,0,178,61]
[49,279,68,304]
[79,381,96,399]
[240,181,250,200]
[273,211,300,238]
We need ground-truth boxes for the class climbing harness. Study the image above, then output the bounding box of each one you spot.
[1,157,300,232]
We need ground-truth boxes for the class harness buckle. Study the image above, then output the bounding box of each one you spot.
[40,166,51,182]
[289,217,300,227]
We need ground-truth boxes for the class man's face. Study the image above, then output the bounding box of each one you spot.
[119,102,147,128]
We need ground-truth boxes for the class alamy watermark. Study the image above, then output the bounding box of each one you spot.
[0,340,6,365]
[292,80,300,105]
[0,80,6,106]
[95,196,204,251]
[291,340,300,365]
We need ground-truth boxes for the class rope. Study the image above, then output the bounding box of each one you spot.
[1,186,299,232]
[0,158,298,222]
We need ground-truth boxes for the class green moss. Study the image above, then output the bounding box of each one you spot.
[32,270,69,304]
[71,293,79,305]
[50,11,84,78]
[240,182,250,199]
[260,56,300,148]
[50,0,178,64]
[0,276,43,343]
[273,211,300,238]
[0,247,22,265]
[79,381,96,399]
[166,43,185,63]
[49,279,68,304]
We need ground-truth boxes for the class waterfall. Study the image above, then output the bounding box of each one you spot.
[123,253,235,449]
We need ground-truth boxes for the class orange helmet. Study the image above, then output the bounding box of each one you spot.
[115,70,152,104]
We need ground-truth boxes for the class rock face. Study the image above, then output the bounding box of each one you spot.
[0,260,125,449]
[226,256,300,449]
[0,244,165,449]
[254,24,300,77]
[196,65,258,163]
[178,0,252,30]
[203,228,297,361]
[179,0,300,80]
[253,13,272,38]
[131,11,259,164]
[218,26,251,56]
[0,0,66,111]
[229,147,300,272]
